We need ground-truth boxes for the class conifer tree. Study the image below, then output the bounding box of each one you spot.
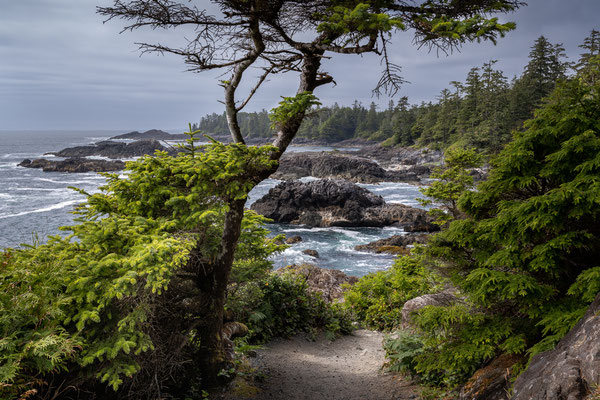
[96,0,523,387]
[415,60,600,382]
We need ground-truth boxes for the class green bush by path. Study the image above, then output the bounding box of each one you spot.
[343,254,443,331]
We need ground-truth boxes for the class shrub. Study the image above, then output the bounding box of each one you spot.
[343,254,442,331]
[227,273,352,343]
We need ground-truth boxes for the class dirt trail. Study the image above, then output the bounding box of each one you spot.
[223,329,419,400]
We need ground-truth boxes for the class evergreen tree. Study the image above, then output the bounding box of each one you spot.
[509,36,570,124]
[414,62,600,382]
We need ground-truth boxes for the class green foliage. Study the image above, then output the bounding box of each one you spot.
[0,129,285,398]
[383,330,424,377]
[411,60,600,386]
[226,273,352,344]
[419,147,483,224]
[269,92,321,131]
[0,248,80,399]
[317,3,405,37]
[343,254,442,330]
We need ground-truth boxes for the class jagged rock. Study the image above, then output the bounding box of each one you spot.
[460,354,522,400]
[302,249,320,258]
[276,264,358,302]
[343,146,442,166]
[48,139,168,159]
[285,235,303,244]
[511,293,600,400]
[19,157,125,173]
[251,179,384,224]
[355,233,430,254]
[251,179,438,231]
[401,291,458,330]
[273,152,428,183]
[110,129,187,140]
[274,152,387,183]
[393,147,443,165]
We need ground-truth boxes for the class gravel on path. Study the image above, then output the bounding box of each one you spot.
[222,329,419,400]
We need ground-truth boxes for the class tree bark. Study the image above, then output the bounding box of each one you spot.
[195,198,247,387]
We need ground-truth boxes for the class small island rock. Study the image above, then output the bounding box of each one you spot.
[251,179,438,231]
[19,157,125,173]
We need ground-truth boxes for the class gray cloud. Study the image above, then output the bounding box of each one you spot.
[1,0,599,131]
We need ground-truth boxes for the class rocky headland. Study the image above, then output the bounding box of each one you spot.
[48,139,170,159]
[19,157,126,173]
[110,129,187,140]
[273,152,430,183]
[251,179,439,231]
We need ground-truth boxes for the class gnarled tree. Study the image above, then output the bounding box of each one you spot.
[98,0,524,387]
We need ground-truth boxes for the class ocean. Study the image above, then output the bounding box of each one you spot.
[0,130,425,277]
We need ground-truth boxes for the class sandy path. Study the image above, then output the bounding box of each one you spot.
[223,329,418,400]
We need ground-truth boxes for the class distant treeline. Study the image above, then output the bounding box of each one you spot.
[194,31,599,153]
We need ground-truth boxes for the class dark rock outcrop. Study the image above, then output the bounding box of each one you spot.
[275,264,358,302]
[343,145,442,166]
[274,152,383,183]
[401,291,457,330]
[285,235,303,244]
[49,139,168,159]
[19,158,125,173]
[273,152,428,183]
[355,233,430,254]
[110,129,187,140]
[302,249,320,258]
[511,293,600,400]
[251,179,384,224]
[251,179,438,231]
[460,354,522,400]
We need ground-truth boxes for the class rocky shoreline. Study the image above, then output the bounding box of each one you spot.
[19,157,126,173]
[251,179,438,232]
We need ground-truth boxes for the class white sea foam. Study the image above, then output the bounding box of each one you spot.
[0,200,80,220]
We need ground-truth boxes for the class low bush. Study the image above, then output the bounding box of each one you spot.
[343,254,442,331]
[227,272,353,344]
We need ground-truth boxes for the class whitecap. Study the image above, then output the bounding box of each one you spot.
[0,200,81,220]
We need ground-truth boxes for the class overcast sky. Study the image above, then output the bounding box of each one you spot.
[1,1,599,132]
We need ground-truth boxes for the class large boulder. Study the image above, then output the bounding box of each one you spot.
[49,139,168,159]
[511,293,600,400]
[401,291,457,330]
[275,264,359,302]
[19,157,126,173]
[250,179,438,231]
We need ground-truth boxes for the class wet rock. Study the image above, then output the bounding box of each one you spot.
[401,291,458,330]
[302,249,320,258]
[343,146,442,166]
[511,292,600,400]
[276,264,358,302]
[355,233,430,254]
[273,152,389,183]
[460,354,522,400]
[19,157,126,173]
[251,179,438,231]
[285,235,303,244]
[251,179,384,223]
[274,152,431,183]
[48,139,168,159]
